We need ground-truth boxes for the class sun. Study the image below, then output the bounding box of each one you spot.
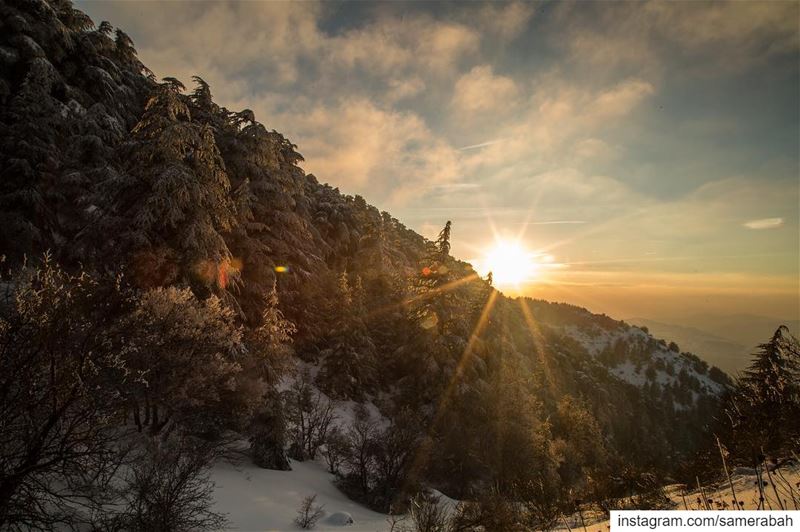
[480,240,539,287]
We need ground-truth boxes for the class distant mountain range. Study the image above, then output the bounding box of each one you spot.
[683,313,800,349]
[627,315,799,375]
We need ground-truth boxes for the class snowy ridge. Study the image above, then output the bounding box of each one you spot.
[559,323,728,401]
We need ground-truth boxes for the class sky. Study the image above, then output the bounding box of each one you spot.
[77,0,800,325]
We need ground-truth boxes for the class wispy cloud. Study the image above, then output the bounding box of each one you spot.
[458,139,506,151]
[744,218,784,230]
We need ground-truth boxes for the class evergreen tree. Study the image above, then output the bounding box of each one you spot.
[103,78,237,291]
[250,390,291,471]
[411,220,456,335]
[723,326,800,459]
[245,280,297,382]
[435,220,452,258]
[551,395,610,490]
[337,270,353,311]
[318,272,376,399]
[353,274,366,317]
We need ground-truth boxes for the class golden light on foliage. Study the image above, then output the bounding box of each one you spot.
[479,239,539,287]
[419,311,439,330]
[194,257,242,288]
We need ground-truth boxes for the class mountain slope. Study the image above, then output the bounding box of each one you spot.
[0,0,730,509]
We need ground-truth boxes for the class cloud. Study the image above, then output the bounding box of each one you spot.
[79,0,325,97]
[476,1,536,40]
[326,17,479,77]
[593,79,655,117]
[452,65,519,113]
[85,1,482,108]
[423,23,481,71]
[645,2,799,56]
[555,1,799,76]
[458,76,655,172]
[76,0,798,298]
[386,77,426,102]
[592,178,798,250]
[265,98,461,206]
[523,168,636,206]
[744,218,785,230]
[573,138,617,162]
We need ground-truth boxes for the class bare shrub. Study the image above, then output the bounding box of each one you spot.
[285,370,337,461]
[408,491,448,532]
[117,436,227,531]
[295,494,325,529]
[339,404,379,496]
[0,259,129,529]
[630,472,674,510]
[322,426,348,474]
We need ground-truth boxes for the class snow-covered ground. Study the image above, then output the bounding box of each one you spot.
[212,456,799,532]
[556,464,800,531]
[211,459,390,531]
[214,365,400,531]
[673,464,800,512]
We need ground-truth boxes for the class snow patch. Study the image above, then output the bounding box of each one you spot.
[211,459,389,531]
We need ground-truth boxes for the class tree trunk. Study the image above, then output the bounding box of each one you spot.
[132,400,142,432]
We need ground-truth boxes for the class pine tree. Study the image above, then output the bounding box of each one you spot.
[353,274,366,317]
[105,78,238,290]
[724,326,800,459]
[411,221,456,335]
[435,220,452,258]
[337,271,353,314]
[246,280,297,382]
[740,326,799,403]
[318,272,376,399]
[250,390,291,471]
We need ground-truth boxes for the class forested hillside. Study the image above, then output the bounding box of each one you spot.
[4,1,783,529]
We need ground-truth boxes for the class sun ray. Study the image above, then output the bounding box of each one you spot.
[518,297,558,395]
[404,289,499,487]
[437,289,499,413]
[362,272,481,323]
